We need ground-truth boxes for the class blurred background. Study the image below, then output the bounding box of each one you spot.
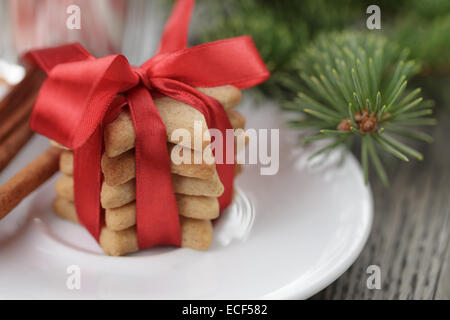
[1,0,449,101]
[1,0,449,100]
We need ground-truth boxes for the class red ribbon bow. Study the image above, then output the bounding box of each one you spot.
[25,0,269,249]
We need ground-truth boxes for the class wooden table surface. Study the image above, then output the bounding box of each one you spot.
[1,0,448,300]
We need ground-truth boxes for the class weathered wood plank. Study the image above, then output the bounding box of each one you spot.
[434,218,450,299]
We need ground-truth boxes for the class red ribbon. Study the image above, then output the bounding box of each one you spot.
[25,0,269,249]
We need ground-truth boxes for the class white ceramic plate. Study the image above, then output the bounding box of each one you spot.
[0,99,372,299]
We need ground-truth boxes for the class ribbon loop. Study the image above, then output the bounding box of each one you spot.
[142,36,269,89]
[28,54,140,149]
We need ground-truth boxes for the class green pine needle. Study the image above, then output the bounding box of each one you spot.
[366,135,389,187]
[288,31,435,186]
[361,136,369,184]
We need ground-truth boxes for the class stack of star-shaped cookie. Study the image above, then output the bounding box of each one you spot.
[52,86,247,255]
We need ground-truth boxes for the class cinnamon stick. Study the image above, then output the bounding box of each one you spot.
[0,68,44,118]
[0,146,62,220]
[0,119,34,172]
[0,68,46,172]
[0,88,39,142]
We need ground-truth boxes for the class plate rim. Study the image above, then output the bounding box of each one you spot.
[263,153,373,299]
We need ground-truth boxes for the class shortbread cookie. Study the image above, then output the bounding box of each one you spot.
[105,201,136,231]
[175,194,219,220]
[99,171,224,209]
[227,109,246,130]
[59,150,73,175]
[101,139,243,186]
[50,140,69,150]
[99,216,214,256]
[62,143,243,187]
[99,226,139,256]
[101,146,215,186]
[196,85,242,109]
[100,179,136,209]
[171,170,224,198]
[106,195,218,231]
[180,216,213,251]
[101,150,136,186]
[104,105,208,157]
[167,144,216,181]
[54,198,215,255]
[104,110,136,158]
[54,193,218,232]
[104,90,243,157]
[56,171,224,209]
[54,174,74,201]
[53,197,78,223]
[99,173,223,209]
[60,147,216,183]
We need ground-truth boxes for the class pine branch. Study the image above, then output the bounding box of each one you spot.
[196,0,367,101]
[288,31,434,185]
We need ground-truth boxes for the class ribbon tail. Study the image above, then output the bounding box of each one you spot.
[128,87,181,248]
[216,162,234,211]
[73,127,104,241]
[156,0,196,55]
[207,101,234,212]
[151,78,235,212]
